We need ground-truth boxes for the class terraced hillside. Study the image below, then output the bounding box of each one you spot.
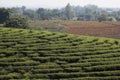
[1,28,120,80]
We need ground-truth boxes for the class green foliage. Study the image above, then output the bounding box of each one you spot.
[0,27,120,79]
[4,16,28,29]
[0,8,12,24]
[11,4,119,21]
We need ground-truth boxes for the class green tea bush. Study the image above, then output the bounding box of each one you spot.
[0,28,120,79]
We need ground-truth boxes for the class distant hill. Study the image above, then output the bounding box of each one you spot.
[0,27,120,79]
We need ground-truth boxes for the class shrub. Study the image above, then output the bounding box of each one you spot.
[4,16,28,29]
[0,8,11,24]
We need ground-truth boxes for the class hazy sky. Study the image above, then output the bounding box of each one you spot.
[0,0,120,9]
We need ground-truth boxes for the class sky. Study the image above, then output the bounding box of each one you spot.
[0,0,120,9]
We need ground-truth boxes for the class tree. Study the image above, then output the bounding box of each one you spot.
[98,14,107,22]
[23,9,35,19]
[65,3,75,20]
[21,6,26,13]
[4,16,28,29]
[37,8,46,20]
[0,8,12,24]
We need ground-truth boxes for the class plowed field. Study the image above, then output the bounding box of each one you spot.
[66,21,120,38]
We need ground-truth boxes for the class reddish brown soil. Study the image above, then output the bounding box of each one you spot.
[66,21,120,38]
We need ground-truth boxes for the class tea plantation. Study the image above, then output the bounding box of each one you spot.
[0,28,120,80]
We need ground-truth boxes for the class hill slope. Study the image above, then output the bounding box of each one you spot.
[0,28,120,80]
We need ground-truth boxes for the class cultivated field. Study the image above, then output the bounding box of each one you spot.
[1,28,120,79]
[66,21,120,38]
[29,20,120,38]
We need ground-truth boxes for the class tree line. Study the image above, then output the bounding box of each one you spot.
[0,3,120,26]
[11,3,120,21]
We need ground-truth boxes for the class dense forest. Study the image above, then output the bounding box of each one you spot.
[10,3,120,21]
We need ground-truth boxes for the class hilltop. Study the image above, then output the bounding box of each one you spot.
[0,27,120,79]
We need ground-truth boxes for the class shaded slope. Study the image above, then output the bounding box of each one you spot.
[0,28,120,79]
